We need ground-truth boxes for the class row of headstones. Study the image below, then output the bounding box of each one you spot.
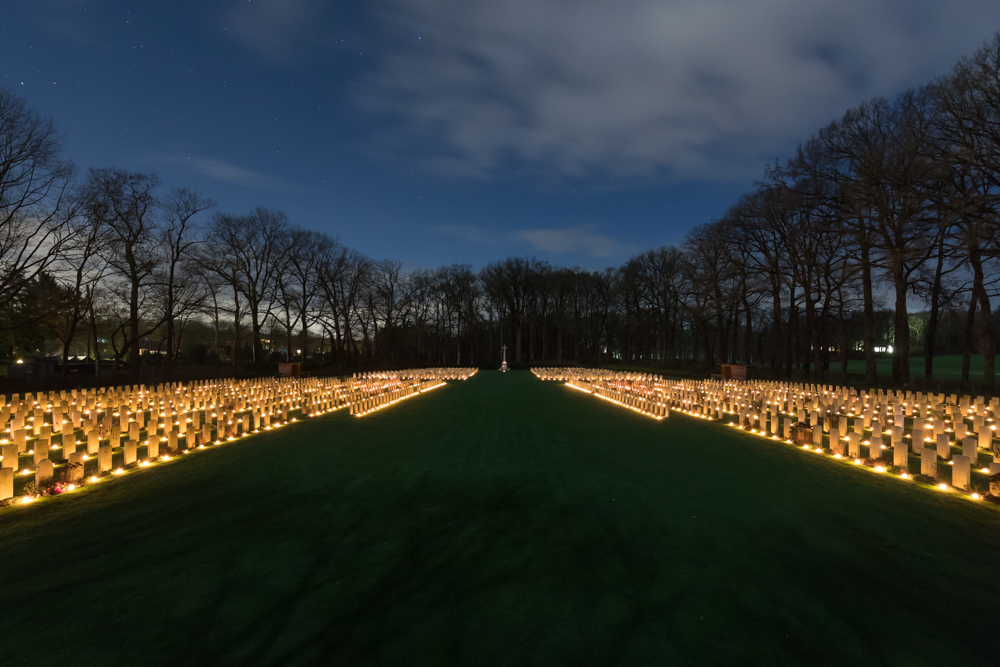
[0,407,271,501]
[349,378,425,415]
[673,380,999,464]
[1,373,386,470]
[738,409,1000,494]
[1,373,365,443]
[0,376,372,501]
[353,368,478,382]
[347,370,478,415]
[532,369,670,418]
[1,380,316,447]
[1,395,294,469]
[540,372,999,445]
[654,378,1000,496]
[1,370,477,501]
[678,378,1000,429]
[532,369,1000,495]
[533,368,662,385]
[670,378,1000,453]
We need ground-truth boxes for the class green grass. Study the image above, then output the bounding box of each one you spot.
[1,371,999,666]
[825,354,985,381]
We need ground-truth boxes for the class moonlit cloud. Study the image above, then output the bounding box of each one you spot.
[156,155,300,192]
[363,0,1000,182]
[223,0,322,62]
[433,223,631,259]
[513,225,630,258]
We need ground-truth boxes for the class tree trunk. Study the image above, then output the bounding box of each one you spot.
[924,234,946,380]
[971,251,996,390]
[860,236,878,387]
[891,258,911,386]
[962,290,976,387]
[129,277,141,376]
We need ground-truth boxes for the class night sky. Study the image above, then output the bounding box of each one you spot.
[3,1,999,271]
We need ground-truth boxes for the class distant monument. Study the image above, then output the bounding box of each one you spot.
[500,345,508,372]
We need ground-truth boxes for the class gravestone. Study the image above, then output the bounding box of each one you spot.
[962,437,977,465]
[893,442,909,470]
[12,429,27,453]
[869,439,882,460]
[1,444,18,469]
[952,455,971,490]
[921,447,937,478]
[832,433,847,456]
[65,452,85,484]
[35,459,54,486]
[0,467,12,500]
[34,441,50,467]
[848,433,861,458]
[124,440,137,465]
[936,433,951,460]
[97,443,113,473]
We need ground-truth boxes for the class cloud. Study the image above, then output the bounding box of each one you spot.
[362,0,1000,182]
[155,155,300,192]
[513,224,630,258]
[433,222,631,259]
[222,0,322,62]
[433,224,497,244]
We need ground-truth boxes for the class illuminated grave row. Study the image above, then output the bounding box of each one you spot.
[700,378,1000,500]
[349,368,477,417]
[538,369,1000,501]
[0,368,476,506]
[533,368,670,420]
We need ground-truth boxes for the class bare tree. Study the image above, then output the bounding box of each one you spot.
[204,207,288,364]
[160,188,214,373]
[85,168,162,376]
[0,88,76,328]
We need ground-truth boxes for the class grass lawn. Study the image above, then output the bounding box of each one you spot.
[1,371,998,666]
[824,354,986,382]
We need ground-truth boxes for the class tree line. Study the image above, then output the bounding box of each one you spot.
[682,33,1000,389]
[3,34,1000,387]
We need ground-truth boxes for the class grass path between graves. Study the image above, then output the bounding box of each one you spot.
[2,370,999,666]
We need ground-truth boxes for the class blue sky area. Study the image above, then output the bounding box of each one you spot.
[3,1,1000,271]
